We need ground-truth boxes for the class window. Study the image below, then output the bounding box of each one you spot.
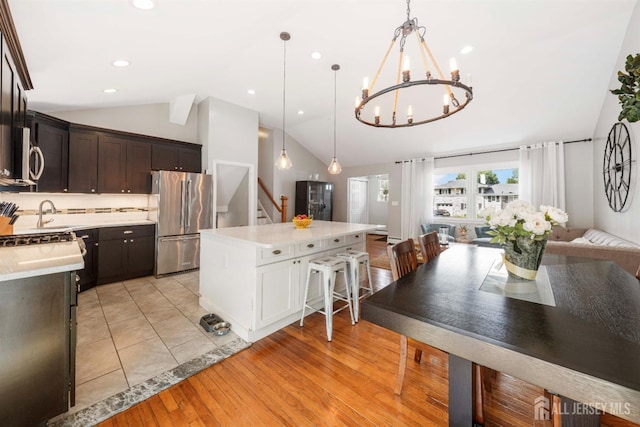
[433,165,519,219]
[377,177,389,202]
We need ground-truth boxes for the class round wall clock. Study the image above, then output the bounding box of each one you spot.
[603,122,633,212]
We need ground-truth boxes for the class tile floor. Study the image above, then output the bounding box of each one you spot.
[73,270,240,414]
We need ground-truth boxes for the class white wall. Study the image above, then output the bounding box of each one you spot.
[51,103,199,143]
[367,175,389,227]
[592,0,640,245]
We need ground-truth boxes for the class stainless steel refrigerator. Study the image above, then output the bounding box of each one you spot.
[151,170,213,276]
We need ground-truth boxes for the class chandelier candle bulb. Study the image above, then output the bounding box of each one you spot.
[443,94,450,115]
[402,56,411,82]
[407,105,413,124]
[375,106,381,125]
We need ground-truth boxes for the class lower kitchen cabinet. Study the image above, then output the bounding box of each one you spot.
[97,224,154,284]
[76,228,99,292]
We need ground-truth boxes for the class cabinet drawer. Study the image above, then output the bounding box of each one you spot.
[296,239,324,256]
[325,235,345,248]
[75,228,98,242]
[257,245,294,265]
[345,233,364,245]
[99,224,155,240]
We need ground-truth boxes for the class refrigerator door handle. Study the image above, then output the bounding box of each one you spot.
[159,235,200,242]
[185,180,192,227]
[180,180,186,227]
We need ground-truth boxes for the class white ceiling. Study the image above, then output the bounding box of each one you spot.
[8,0,638,167]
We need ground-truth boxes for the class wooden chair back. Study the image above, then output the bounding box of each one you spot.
[387,238,419,281]
[636,264,640,280]
[418,232,440,263]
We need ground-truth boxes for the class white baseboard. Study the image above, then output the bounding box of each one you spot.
[387,236,402,244]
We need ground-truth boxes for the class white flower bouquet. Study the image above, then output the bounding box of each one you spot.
[478,200,568,245]
[479,201,568,280]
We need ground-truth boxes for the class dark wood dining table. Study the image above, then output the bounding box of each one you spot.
[361,244,640,426]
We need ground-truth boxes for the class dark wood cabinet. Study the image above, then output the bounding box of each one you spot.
[152,142,201,173]
[97,224,154,284]
[33,121,69,192]
[68,130,98,193]
[76,228,98,292]
[97,135,151,194]
[0,39,14,179]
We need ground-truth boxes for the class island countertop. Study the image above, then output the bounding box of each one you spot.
[200,220,381,248]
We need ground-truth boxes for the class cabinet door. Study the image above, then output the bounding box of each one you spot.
[126,140,151,193]
[97,238,127,283]
[0,44,13,178]
[68,132,98,193]
[98,136,127,193]
[36,122,69,192]
[151,143,179,171]
[255,260,299,329]
[179,147,201,173]
[127,235,154,277]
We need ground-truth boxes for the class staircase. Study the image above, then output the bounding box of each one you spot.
[257,199,272,225]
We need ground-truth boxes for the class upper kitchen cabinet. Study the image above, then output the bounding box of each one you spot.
[26,112,69,192]
[0,3,32,185]
[152,141,201,173]
[68,128,98,193]
[98,135,151,194]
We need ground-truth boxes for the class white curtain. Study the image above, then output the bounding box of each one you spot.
[519,141,566,210]
[400,157,434,240]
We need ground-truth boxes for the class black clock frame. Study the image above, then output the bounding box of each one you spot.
[603,122,633,212]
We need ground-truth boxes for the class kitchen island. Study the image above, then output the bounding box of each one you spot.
[199,221,380,342]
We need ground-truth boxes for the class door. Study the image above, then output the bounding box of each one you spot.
[156,235,200,276]
[154,170,187,237]
[255,260,298,329]
[98,136,126,193]
[184,172,213,234]
[68,131,98,193]
[36,122,68,192]
[126,140,151,193]
[348,178,369,223]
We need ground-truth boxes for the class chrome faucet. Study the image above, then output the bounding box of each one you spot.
[37,200,57,228]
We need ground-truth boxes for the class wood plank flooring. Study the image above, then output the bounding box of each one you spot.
[100,234,639,426]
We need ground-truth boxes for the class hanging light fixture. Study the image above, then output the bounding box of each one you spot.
[276,31,293,170]
[328,64,342,175]
[355,0,473,128]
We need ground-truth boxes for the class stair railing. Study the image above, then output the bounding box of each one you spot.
[257,177,288,223]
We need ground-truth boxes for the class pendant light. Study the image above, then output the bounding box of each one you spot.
[328,64,342,175]
[276,32,293,170]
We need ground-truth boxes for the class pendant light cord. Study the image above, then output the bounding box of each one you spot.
[333,67,337,158]
[282,37,287,151]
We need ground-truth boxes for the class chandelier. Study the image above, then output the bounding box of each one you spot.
[355,0,473,128]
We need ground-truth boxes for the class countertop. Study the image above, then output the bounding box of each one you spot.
[0,240,84,281]
[13,219,156,234]
[200,220,382,248]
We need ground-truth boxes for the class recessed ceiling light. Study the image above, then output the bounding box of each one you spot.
[297,110,304,115]
[132,0,155,10]
[103,88,117,93]
[311,51,322,60]
[112,59,130,67]
[247,89,255,95]
[460,45,473,55]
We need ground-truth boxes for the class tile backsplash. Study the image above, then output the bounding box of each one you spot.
[0,193,152,230]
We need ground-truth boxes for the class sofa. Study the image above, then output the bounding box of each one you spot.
[421,223,455,242]
[545,227,640,276]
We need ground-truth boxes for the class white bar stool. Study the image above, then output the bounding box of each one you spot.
[336,249,373,321]
[300,256,355,341]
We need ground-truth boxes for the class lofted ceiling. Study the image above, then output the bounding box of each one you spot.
[8,0,638,167]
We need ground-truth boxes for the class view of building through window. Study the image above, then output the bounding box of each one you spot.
[434,167,519,218]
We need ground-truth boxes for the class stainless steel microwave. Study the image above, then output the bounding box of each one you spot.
[0,127,44,186]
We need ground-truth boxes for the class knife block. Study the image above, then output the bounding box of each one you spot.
[0,217,13,236]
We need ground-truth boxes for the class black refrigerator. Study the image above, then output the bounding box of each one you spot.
[295,180,333,221]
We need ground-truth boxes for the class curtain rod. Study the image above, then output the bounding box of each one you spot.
[394,138,592,163]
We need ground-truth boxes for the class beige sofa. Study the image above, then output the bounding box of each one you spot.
[545,227,640,276]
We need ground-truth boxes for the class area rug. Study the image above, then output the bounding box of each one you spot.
[50,337,251,427]
[369,254,391,270]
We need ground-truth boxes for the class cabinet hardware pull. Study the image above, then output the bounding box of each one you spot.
[123,230,133,234]
[130,239,134,242]
[80,235,90,239]
[94,243,99,246]
[272,249,281,255]
[91,189,95,193]
[124,239,128,243]
[307,244,314,248]
[355,235,359,238]
[334,238,340,243]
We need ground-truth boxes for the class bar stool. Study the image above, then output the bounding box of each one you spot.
[300,256,355,341]
[336,249,373,321]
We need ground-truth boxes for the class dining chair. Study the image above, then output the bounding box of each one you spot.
[388,238,486,425]
[418,231,440,263]
[386,238,418,282]
[636,264,640,280]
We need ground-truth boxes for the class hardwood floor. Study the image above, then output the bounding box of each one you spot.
[100,234,639,426]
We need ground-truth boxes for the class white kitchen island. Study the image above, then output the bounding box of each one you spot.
[199,221,381,342]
